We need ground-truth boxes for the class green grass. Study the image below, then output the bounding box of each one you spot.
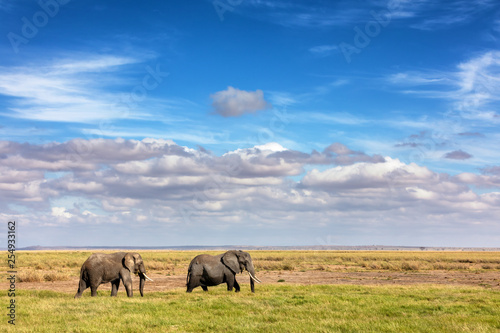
[2,251,500,331]
[2,285,499,332]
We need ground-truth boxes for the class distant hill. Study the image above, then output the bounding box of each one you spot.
[16,245,500,251]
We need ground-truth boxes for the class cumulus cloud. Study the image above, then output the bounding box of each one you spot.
[300,157,437,190]
[52,207,73,219]
[455,172,500,188]
[210,86,271,117]
[323,143,385,165]
[2,137,500,247]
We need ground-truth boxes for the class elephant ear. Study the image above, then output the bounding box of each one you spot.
[123,253,135,272]
[222,251,240,274]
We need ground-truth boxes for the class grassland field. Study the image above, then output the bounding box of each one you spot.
[1,250,499,332]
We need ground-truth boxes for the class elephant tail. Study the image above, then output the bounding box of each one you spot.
[79,266,90,286]
[75,266,89,298]
[186,268,191,287]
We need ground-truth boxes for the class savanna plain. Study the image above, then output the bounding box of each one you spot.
[1,250,500,332]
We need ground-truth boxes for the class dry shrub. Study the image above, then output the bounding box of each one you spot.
[449,263,471,270]
[17,270,44,282]
[458,259,474,263]
[17,270,71,282]
[401,261,420,271]
[259,262,285,271]
[380,262,397,270]
[360,261,382,270]
[262,256,284,261]
[432,262,448,270]
[431,262,472,270]
[258,261,295,271]
[146,261,171,271]
[43,272,71,282]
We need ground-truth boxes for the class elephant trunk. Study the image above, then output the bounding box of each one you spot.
[137,263,153,297]
[246,262,261,293]
[139,273,145,297]
[250,275,255,293]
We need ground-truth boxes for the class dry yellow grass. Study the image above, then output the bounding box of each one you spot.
[2,250,499,283]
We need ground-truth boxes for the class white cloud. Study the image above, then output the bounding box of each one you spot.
[410,0,496,30]
[387,72,450,86]
[454,51,500,114]
[386,51,500,166]
[55,56,137,74]
[238,0,495,32]
[211,86,271,117]
[51,207,73,218]
[0,55,166,123]
[300,111,369,126]
[301,157,436,190]
[389,51,500,121]
[2,138,500,247]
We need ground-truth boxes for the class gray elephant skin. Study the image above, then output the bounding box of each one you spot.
[186,250,261,293]
[74,252,153,298]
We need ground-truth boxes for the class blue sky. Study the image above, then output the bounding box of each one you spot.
[1,0,500,247]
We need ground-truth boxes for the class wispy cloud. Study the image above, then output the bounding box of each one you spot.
[309,44,339,57]
[82,127,234,145]
[233,0,497,32]
[387,72,451,86]
[54,56,137,74]
[409,0,497,30]
[388,51,500,121]
[0,54,164,123]
[302,111,369,126]
[234,0,366,28]
[454,51,500,114]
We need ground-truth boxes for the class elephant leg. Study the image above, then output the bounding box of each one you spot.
[234,279,240,293]
[122,276,133,297]
[111,279,120,296]
[90,285,98,297]
[226,274,235,291]
[201,286,208,292]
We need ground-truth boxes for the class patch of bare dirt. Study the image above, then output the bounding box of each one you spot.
[4,271,500,295]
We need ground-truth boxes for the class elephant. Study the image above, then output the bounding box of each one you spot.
[74,252,153,298]
[186,250,261,293]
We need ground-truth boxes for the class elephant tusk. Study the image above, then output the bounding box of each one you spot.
[142,273,154,282]
[248,271,261,284]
